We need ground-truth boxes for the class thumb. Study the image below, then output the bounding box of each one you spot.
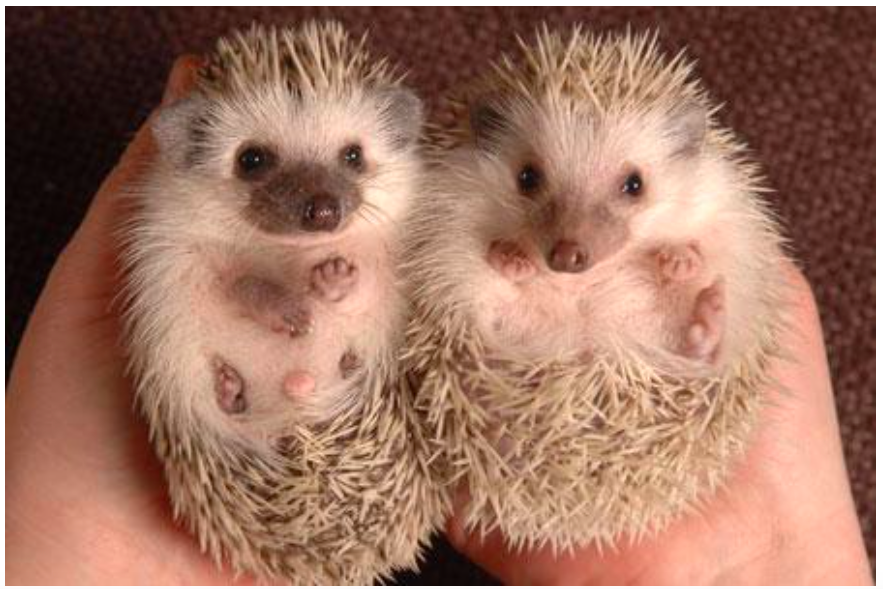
[47,54,203,304]
[445,484,605,584]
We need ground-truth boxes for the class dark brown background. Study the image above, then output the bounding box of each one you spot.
[6,7,875,582]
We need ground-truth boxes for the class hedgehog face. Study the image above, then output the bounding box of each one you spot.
[468,95,706,274]
[153,83,423,243]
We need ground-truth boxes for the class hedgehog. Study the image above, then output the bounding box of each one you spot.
[119,22,443,584]
[402,26,791,552]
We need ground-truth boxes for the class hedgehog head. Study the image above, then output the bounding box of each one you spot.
[152,21,423,244]
[438,26,752,275]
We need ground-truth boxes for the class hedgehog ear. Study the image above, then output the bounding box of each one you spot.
[374,87,424,151]
[151,95,209,167]
[665,101,707,158]
[469,94,508,151]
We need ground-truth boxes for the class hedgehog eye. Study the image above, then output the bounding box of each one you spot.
[341,144,364,171]
[236,145,275,179]
[517,164,542,196]
[621,172,643,198]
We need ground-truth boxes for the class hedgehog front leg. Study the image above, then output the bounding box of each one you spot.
[228,275,314,338]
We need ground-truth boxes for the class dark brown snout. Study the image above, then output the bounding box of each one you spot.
[548,240,590,273]
[246,162,360,234]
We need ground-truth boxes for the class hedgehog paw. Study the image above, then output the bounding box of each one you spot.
[311,256,359,302]
[681,278,726,362]
[488,240,535,283]
[213,357,247,415]
[657,242,703,283]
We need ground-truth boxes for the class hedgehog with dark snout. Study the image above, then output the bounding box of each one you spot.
[403,26,790,551]
[120,22,442,584]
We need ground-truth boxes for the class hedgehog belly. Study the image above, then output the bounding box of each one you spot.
[130,252,444,584]
[405,301,780,551]
[399,20,794,550]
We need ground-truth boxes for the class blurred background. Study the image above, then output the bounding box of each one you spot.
[6,7,875,581]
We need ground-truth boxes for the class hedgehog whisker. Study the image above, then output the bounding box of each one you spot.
[360,201,392,226]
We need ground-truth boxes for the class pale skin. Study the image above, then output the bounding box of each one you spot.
[6,58,873,585]
[487,239,725,363]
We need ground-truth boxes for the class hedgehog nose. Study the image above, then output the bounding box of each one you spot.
[301,194,342,232]
[548,240,590,273]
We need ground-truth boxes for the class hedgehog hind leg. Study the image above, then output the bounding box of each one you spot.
[228,274,314,338]
[213,356,248,414]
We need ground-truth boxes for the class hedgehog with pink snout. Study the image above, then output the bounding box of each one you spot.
[403,25,791,551]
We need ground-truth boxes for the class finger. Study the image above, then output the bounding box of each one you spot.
[48,54,203,301]
[446,525,511,582]
[111,53,202,191]
[444,486,514,579]
[446,484,604,585]
[444,481,473,549]
[448,518,605,585]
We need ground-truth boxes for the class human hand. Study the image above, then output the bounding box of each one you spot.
[446,266,873,585]
[6,56,254,585]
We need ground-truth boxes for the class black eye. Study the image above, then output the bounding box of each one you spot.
[518,164,542,195]
[236,146,274,178]
[622,172,643,197]
[342,144,363,170]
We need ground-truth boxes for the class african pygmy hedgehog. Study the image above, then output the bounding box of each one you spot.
[121,21,442,584]
[403,25,790,551]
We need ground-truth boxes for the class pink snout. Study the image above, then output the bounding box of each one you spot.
[547,240,591,273]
